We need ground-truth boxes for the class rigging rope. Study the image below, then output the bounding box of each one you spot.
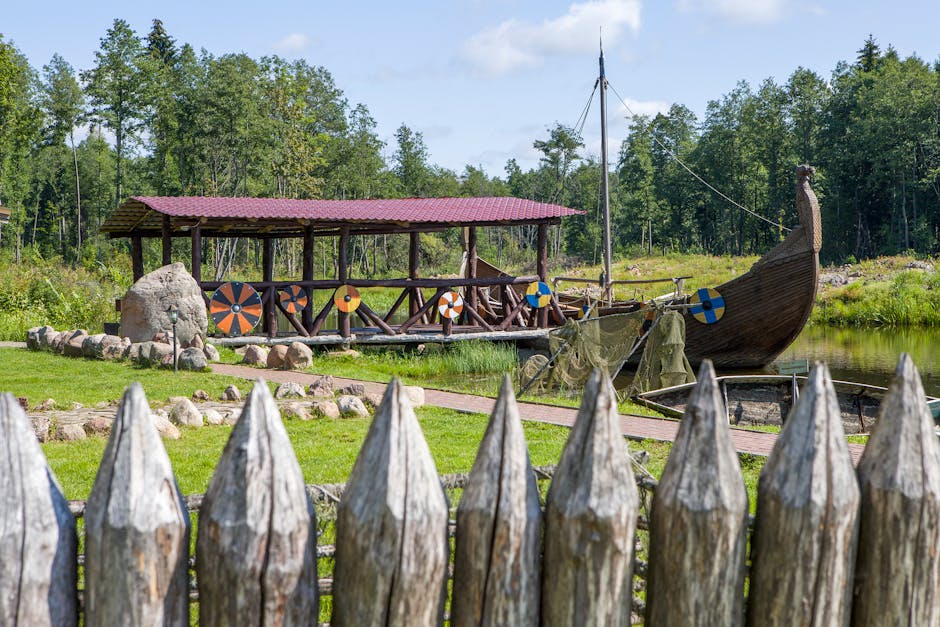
[607,81,791,233]
[573,81,598,139]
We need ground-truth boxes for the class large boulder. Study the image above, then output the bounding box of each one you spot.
[242,345,268,366]
[285,341,313,370]
[63,330,88,357]
[120,262,208,344]
[267,344,289,369]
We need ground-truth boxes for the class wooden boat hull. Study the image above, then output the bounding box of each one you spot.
[634,375,939,436]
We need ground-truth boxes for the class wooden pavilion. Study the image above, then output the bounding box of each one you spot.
[100,196,582,342]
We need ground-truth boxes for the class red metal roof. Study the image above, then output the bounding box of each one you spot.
[128,195,581,223]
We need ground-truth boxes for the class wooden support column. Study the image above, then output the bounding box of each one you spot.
[537,223,549,328]
[131,235,144,282]
[466,226,478,324]
[408,231,420,317]
[302,225,315,332]
[161,215,172,266]
[338,229,350,338]
[262,237,276,337]
[190,226,202,285]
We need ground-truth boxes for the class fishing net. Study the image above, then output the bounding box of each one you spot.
[545,312,649,389]
[627,309,696,397]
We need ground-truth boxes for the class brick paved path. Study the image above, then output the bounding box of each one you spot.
[212,363,865,463]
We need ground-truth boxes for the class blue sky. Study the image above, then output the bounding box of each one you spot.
[3,1,939,176]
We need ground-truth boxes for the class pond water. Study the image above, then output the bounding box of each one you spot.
[768,325,940,397]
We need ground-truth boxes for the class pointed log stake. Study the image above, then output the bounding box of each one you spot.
[541,368,639,626]
[852,353,940,625]
[196,380,318,626]
[84,383,190,626]
[646,360,748,627]
[747,362,860,626]
[0,393,77,626]
[452,375,542,626]
[331,378,449,627]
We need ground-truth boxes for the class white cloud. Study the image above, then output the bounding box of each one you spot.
[676,0,785,24]
[460,0,642,76]
[274,33,310,54]
[616,97,670,119]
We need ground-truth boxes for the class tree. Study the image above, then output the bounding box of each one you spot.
[82,19,149,204]
[393,124,431,197]
[40,53,84,255]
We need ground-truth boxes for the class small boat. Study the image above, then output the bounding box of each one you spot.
[633,375,940,435]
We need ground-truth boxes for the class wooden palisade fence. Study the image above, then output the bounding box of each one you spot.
[2,354,940,625]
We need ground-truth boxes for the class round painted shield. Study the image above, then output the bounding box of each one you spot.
[437,290,464,320]
[333,285,361,313]
[689,287,726,324]
[278,284,308,315]
[576,303,591,319]
[525,281,552,308]
[210,281,262,336]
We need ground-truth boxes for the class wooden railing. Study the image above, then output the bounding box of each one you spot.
[2,354,938,624]
[202,275,568,338]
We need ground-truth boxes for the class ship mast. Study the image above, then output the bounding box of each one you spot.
[599,42,612,294]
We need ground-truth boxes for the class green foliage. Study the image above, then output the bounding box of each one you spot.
[0,252,128,340]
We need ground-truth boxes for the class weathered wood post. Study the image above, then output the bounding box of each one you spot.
[747,362,860,626]
[0,392,77,626]
[452,375,542,626]
[196,380,318,625]
[84,383,190,626]
[331,378,449,626]
[541,368,638,626]
[646,360,748,626]
[852,353,940,625]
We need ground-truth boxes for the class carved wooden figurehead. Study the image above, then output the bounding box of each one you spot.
[796,164,822,254]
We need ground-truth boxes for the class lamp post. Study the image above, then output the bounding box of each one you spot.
[167,306,179,372]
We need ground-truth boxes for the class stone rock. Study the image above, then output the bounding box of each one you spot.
[127,342,148,363]
[234,345,250,356]
[242,345,268,366]
[326,348,361,359]
[30,416,51,442]
[101,336,130,360]
[55,423,86,441]
[37,325,57,350]
[203,344,221,362]
[26,327,42,350]
[16,397,28,411]
[152,331,171,344]
[188,334,205,350]
[362,392,385,409]
[308,375,335,398]
[311,400,341,419]
[153,412,181,440]
[36,398,55,411]
[403,385,426,407]
[169,398,204,427]
[267,344,289,369]
[275,381,307,399]
[192,389,211,402]
[70,401,83,410]
[50,330,71,353]
[221,385,241,402]
[120,262,208,344]
[203,408,224,426]
[285,341,314,370]
[81,333,107,358]
[178,347,208,371]
[167,396,190,405]
[221,411,238,426]
[83,417,112,437]
[63,331,88,357]
[282,402,311,421]
[337,395,369,418]
[149,342,174,367]
[337,383,366,397]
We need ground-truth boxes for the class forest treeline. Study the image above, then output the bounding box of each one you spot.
[1,20,939,273]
